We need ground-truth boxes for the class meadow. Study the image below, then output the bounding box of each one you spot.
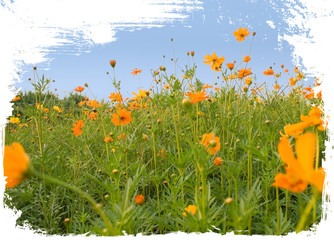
[4,28,327,236]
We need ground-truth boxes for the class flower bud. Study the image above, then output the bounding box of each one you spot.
[109,60,116,68]
[225,197,233,204]
[182,98,192,110]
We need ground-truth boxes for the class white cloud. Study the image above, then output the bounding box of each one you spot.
[266,20,276,29]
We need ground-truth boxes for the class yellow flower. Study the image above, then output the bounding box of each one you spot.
[53,106,63,113]
[183,205,197,217]
[9,117,20,124]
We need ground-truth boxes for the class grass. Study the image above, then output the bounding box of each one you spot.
[4,35,327,236]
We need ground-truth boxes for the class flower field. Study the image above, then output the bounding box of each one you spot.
[4,28,328,236]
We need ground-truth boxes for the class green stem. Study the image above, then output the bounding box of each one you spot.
[276,187,279,235]
[296,191,319,233]
[30,167,117,235]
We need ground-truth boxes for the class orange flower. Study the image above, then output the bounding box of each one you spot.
[263,68,274,76]
[104,136,114,143]
[233,27,250,41]
[71,119,84,137]
[243,56,251,63]
[289,78,296,87]
[274,84,281,90]
[284,106,325,136]
[109,92,123,103]
[272,132,325,193]
[183,205,197,217]
[238,68,252,78]
[12,96,21,102]
[200,132,221,155]
[164,84,170,90]
[131,68,142,76]
[135,194,145,205]
[86,100,102,108]
[111,108,132,126]
[184,90,209,103]
[203,52,225,71]
[118,133,125,140]
[74,86,85,92]
[214,157,223,166]
[226,63,234,70]
[132,89,149,101]
[203,84,213,90]
[3,143,30,188]
[88,112,98,120]
[245,77,252,86]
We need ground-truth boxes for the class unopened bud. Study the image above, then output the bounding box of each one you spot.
[225,197,233,204]
[109,60,116,68]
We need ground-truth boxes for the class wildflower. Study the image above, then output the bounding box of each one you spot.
[132,89,149,101]
[243,56,251,63]
[183,205,197,217]
[184,90,209,104]
[203,52,225,71]
[245,77,252,86]
[71,119,84,137]
[36,103,43,110]
[272,132,325,193]
[274,84,281,90]
[289,78,296,87]
[263,68,274,76]
[74,86,85,92]
[238,68,252,78]
[12,96,21,102]
[226,63,234,70]
[88,112,98,120]
[3,142,30,188]
[110,60,116,68]
[43,108,49,113]
[284,106,325,136]
[104,136,113,143]
[53,106,63,113]
[86,100,102,108]
[159,66,166,71]
[233,27,250,41]
[203,84,213,90]
[9,117,20,124]
[111,108,132,126]
[164,84,170,90]
[200,132,221,155]
[157,148,166,158]
[214,157,223,166]
[135,194,145,205]
[118,133,125,140]
[190,51,195,56]
[109,92,123,103]
[197,111,205,116]
[214,87,220,92]
[131,68,142,76]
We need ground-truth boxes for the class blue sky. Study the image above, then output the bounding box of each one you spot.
[15,0,301,100]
